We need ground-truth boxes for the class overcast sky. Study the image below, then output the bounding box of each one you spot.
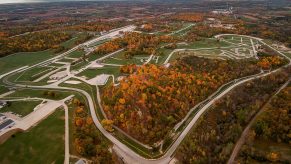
[0,0,126,4]
[0,0,46,4]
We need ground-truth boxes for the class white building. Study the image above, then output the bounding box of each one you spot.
[0,101,7,109]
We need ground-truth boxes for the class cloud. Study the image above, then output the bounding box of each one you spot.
[0,0,119,4]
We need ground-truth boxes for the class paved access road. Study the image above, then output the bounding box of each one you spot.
[1,33,290,164]
[227,79,290,164]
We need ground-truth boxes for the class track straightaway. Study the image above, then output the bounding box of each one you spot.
[0,33,290,164]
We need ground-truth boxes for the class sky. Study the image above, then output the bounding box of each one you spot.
[0,0,47,4]
[0,0,122,4]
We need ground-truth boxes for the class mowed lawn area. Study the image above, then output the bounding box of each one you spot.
[67,50,85,58]
[0,100,42,117]
[78,66,120,79]
[176,38,231,49]
[0,85,9,95]
[102,51,148,65]
[11,66,55,82]
[5,89,71,101]
[0,110,65,164]
[0,50,55,75]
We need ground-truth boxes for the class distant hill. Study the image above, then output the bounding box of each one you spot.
[1,0,290,5]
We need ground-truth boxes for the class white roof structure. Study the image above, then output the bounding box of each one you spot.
[94,74,110,85]
[88,63,104,69]
[75,159,86,164]
[64,80,82,85]
[49,71,67,80]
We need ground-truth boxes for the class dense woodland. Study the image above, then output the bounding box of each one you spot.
[237,85,291,163]
[94,32,174,58]
[136,18,184,33]
[0,19,121,37]
[0,20,122,57]
[0,1,289,164]
[243,23,291,48]
[72,98,113,163]
[138,23,174,33]
[176,69,289,164]
[63,21,123,33]
[184,23,241,42]
[0,31,71,57]
[171,13,204,22]
[101,56,262,145]
[257,56,285,70]
[182,15,290,48]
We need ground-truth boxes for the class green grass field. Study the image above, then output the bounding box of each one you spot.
[61,37,78,48]
[156,48,173,64]
[60,32,89,49]
[78,66,120,79]
[103,57,145,65]
[0,110,65,164]
[171,23,193,36]
[70,61,89,71]
[5,89,70,100]
[13,67,55,82]
[0,100,42,117]
[0,85,9,95]
[57,58,74,63]
[169,48,225,62]
[0,50,55,75]
[102,51,149,65]
[60,79,104,120]
[67,50,85,58]
[177,38,231,49]
[222,35,257,46]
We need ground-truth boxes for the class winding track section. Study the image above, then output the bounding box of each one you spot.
[1,34,290,164]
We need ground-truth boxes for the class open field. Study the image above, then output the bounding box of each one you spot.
[166,35,260,63]
[156,48,174,64]
[57,58,74,63]
[169,50,220,62]
[0,85,9,95]
[0,100,42,117]
[168,46,255,62]
[0,50,55,75]
[102,51,148,65]
[4,89,71,100]
[170,23,194,36]
[0,110,65,164]
[13,67,57,82]
[177,38,231,49]
[102,57,145,65]
[0,0,289,163]
[60,32,89,49]
[67,50,86,58]
[77,66,120,79]
[70,61,89,71]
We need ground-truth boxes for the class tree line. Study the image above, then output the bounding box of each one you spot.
[237,85,291,163]
[175,68,289,164]
[101,56,261,145]
[0,31,71,57]
[94,32,175,58]
[72,98,113,163]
